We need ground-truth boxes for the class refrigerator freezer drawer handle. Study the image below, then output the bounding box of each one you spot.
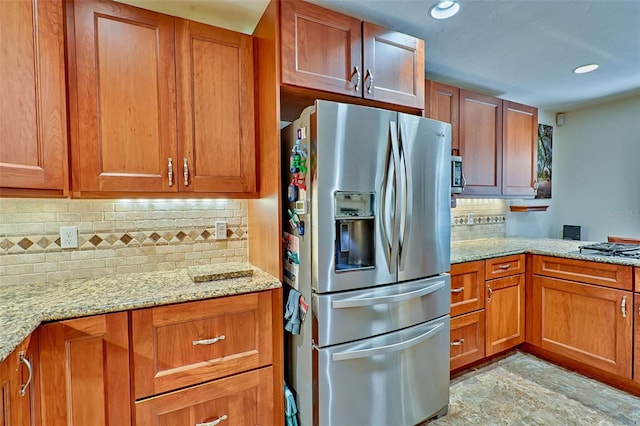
[331,280,445,308]
[332,322,445,361]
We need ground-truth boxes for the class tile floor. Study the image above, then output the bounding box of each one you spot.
[427,351,640,425]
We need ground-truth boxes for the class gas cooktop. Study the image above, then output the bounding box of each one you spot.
[579,242,640,259]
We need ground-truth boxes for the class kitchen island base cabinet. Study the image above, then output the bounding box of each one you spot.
[135,366,273,425]
[38,312,131,426]
[531,276,633,378]
[450,311,485,371]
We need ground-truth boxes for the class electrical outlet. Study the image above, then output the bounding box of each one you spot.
[467,213,474,225]
[214,221,227,240]
[60,226,78,248]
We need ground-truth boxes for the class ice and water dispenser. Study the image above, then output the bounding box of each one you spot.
[334,192,375,271]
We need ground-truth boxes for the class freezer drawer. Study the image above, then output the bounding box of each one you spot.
[315,316,450,426]
[313,274,450,347]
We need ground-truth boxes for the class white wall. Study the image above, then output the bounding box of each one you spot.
[507,95,640,241]
[551,95,640,241]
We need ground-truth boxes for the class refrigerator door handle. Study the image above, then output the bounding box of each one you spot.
[397,122,411,270]
[331,280,445,308]
[331,322,445,361]
[388,121,401,273]
[379,128,394,273]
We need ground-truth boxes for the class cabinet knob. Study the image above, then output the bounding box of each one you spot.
[353,66,361,92]
[366,68,374,94]
[450,338,464,346]
[621,296,627,318]
[450,287,464,293]
[498,263,511,270]
[487,285,493,304]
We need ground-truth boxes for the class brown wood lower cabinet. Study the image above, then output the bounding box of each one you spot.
[131,292,272,399]
[635,294,640,383]
[135,366,273,425]
[450,311,485,370]
[531,276,633,378]
[38,312,131,426]
[0,332,39,426]
[485,273,525,356]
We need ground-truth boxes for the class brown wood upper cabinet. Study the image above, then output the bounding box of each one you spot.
[281,0,424,109]
[68,0,256,196]
[425,81,459,150]
[502,101,538,197]
[426,82,539,197]
[459,90,503,196]
[0,0,68,196]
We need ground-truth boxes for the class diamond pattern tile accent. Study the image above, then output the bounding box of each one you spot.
[18,238,34,250]
[0,228,247,254]
[0,239,15,251]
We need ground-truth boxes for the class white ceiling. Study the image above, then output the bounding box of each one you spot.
[118,0,640,112]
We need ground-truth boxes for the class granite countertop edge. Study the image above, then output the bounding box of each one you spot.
[1,264,281,362]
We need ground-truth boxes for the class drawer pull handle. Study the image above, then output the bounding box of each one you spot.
[450,339,464,346]
[487,285,493,304]
[192,335,226,346]
[19,352,32,397]
[498,264,511,270]
[183,158,190,186]
[196,414,228,426]
[450,287,464,293]
[621,296,627,319]
[168,158,174,187]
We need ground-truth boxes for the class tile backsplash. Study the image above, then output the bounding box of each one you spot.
[0,198,247,287]
[451,199,507,241]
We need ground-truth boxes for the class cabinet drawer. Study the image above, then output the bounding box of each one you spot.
[135,366,273,425]
[450,310,485,371]
[131,292,272,399]
[450,261,485,317]
[485,255,525,279]
[533,255,633,291]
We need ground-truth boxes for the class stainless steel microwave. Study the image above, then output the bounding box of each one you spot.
[451,155,463,194]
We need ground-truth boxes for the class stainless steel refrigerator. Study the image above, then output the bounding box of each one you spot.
[282,100,451,426]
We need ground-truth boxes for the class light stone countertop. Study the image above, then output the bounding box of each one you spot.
[452,237,640,267]
[0,263,280,362]
[3,238,639,363]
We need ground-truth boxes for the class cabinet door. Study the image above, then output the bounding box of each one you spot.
[450,261,485,317]
[0,0,67,194]
[135,367,273,425]
[39,313,131,426]
[131,292,273,399]
[426,80,459,150]
[176,20,256,194]
[532,276,633,378]
[280,0,362,96]
[0,333,39,426]
[362,22,425,109]
[634,294,640,383]
[485,274,524,356]
[459,90,503,195]
[450,310,485,371]
[70,0,177,193]
[503,101,538,197]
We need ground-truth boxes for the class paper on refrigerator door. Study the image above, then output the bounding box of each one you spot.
[283,232,300,290]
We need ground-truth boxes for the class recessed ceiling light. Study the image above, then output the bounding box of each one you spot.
[430,1,460,19]
[573,64,599,74]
